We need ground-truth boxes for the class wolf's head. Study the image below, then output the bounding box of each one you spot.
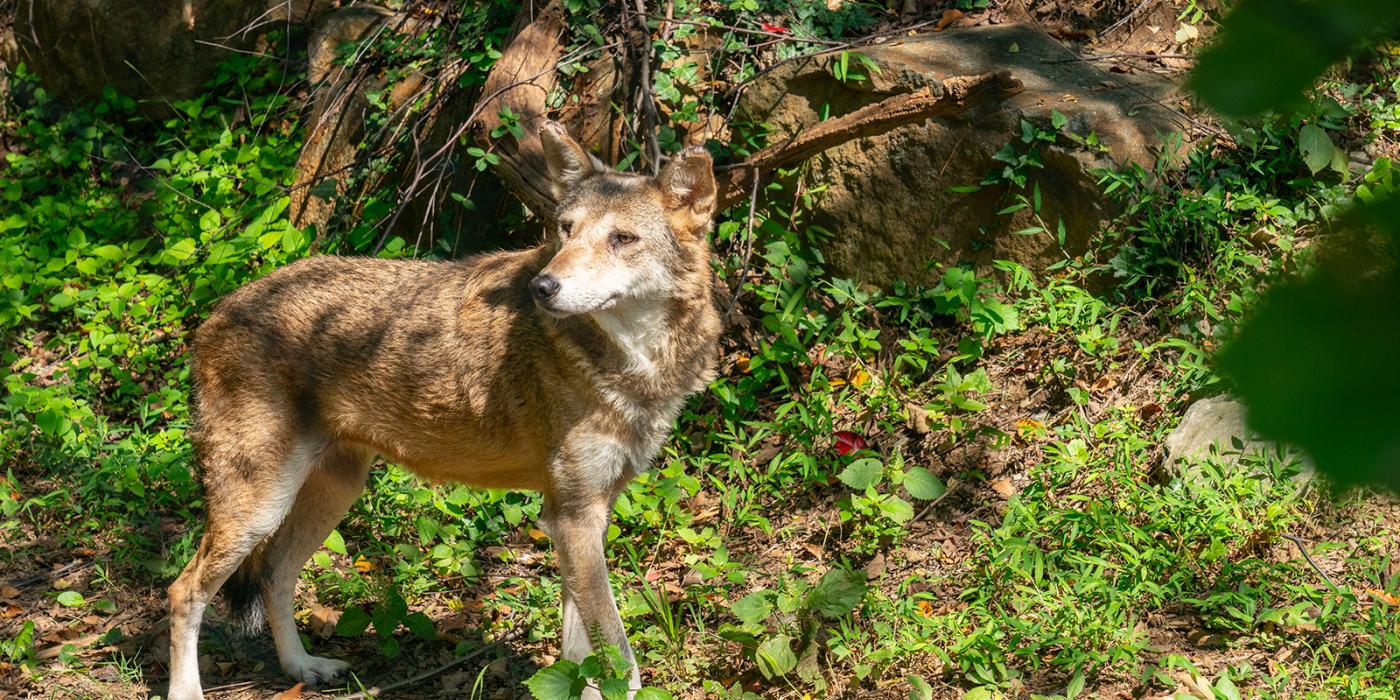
[530,121,716,318]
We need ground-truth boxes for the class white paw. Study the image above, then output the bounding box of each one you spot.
[283,654,351,686]
[166,680,204,700]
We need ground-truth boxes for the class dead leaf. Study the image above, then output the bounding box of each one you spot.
[527,527,550,543]
[735,354,751,374]
[271,682,305,700]
[849,367,870,388]
[989,479,1015,499]
[0,603,22,618]
[1174,22,1200,45]
[934,8,963,32]
[1187,628,1227,648]
[915,600,935,617]
[353,555,375,573]
[1016,418,1045,433]
[682,569,704,587]
[305,603,340,639]
[0,585,19,599]
[863,553,886,580]
[1138,403,1163,421]
[1364,588,1400,605]
[908,404,930,434]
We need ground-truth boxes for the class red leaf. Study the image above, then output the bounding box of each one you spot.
[834,431,867,456]
[760,22,789,34]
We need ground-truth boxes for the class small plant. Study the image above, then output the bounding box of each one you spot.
[525,644,674,700]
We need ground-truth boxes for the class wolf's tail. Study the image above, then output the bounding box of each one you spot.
[219,547,267,635]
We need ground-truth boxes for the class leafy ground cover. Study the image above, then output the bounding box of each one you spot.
[3,2,1400,699]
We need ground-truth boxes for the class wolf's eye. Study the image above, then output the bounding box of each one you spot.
[558,220,574,238]
[610,231,638,247]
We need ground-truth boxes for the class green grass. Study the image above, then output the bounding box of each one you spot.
[4,9,1400,700]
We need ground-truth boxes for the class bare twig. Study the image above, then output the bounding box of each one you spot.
[1282,533,1342,592]
[1041,52,1193,64]
[7,558,90,589]
[334,629,523,699]
[723,172,762,323]
[632,0,663,175]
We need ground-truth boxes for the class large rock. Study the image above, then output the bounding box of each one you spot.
[14,0,335,108]
[1162,394,1312,477]
[739,23,1186,286]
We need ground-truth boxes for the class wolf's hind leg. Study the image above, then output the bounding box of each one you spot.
[167,436,324,700]
[261,442,372,686]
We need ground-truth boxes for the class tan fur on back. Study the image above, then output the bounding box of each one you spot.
[193,240,719,498]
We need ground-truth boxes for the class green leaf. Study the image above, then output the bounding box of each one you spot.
[56,591,85,607]
[1214,674,1242,700]
[880,495,915,523]
[599,678,631,700]
[199,209,222,233]
[837,458,884,490]
[903,467,946,500]
[164,238,197,262]
[755,635,797,679]
[1298,124,1337,175]
[281,226,305,254]
[1066,669,1085,699]
[335,606,372,637]
[908,675,934,700]
[635,689,675,700]
[323,529,347,556]
[403,611,436,640]
[49,291,74,309]
[732,590,773,626]
[525,660,581,700]
[93,243,125,260]
[805,569,868,618]
[35,408,66,436]
[372,590,409,638]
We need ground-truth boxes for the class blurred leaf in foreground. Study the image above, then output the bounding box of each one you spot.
[1217,199,1400,491]
[1190,0,1400,119]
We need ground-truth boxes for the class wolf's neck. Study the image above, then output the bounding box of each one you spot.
[590,298,673,377]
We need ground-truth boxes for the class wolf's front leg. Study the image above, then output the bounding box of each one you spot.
[546,496,641,699]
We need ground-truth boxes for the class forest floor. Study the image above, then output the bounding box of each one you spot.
[4,1,1400,699]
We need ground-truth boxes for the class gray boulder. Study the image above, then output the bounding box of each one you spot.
[738,23,1186,286]
[1163,394,1312,476]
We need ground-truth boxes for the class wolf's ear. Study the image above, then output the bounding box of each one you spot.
[540,121,595,195]
[657,146,716,234]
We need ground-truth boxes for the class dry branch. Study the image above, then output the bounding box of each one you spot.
[713,70,1024,209]
[474,4,1021,225]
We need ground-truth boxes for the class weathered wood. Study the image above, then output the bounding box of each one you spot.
[713,70,1024,209]
[473,0,567,222]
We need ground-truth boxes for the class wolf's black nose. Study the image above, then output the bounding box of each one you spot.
[531,274,560,301]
